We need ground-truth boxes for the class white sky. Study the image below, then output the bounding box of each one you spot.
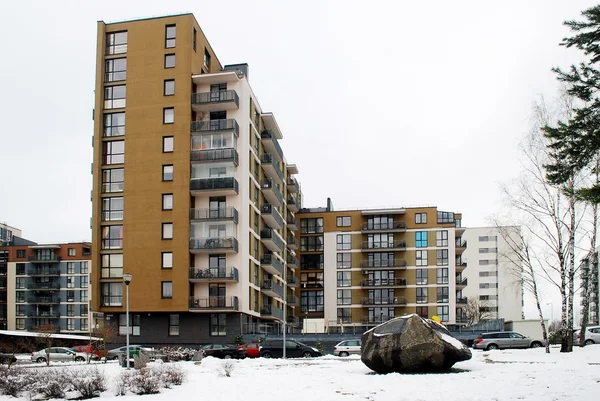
[0,0,595,248]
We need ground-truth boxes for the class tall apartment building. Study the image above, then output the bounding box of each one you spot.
[0,233,93,333]
[580,250,599,326]
[295,201,467,331]
[92,14,301,345]
[460,227,523,322]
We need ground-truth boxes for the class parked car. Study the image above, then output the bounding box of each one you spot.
[574,325,600,345]
[473,331,544,350]
[106,345,154,360]
[31,347,93,363]
[71,344,104,359]
[0,353,17,365]
[201,344,244,359]
[237,342,260,358]
[333,339,362,356]
[258,339,321,358]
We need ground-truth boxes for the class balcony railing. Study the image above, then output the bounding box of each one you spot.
[261,153,284,182]
[361,316,395,325]
[260,228,284,251]
[190,177,239,194]
[261,279,284,298]
[456,278,468,286]
[455,239,467,248]
[189,237,239,252]
[100,296,123,307]
[361,296,407,306]
[287,275,299,287]
[31,311,60,318]
[261,130,284,161]
[360,259,407,269]
[28,267,60,276]
[191,119,239,135]
[286,254,299,267]
[360,278,407,287]
[261,203,284,228]
[191,90,239,108]
[189,266,238,281]
[287,235,299,249]
[456,297,468,304]
[260,304,283,320]
[286,216,299,230]
[190,207,238,222]
[286,176,299,192]
[260,254,284,276]
[28,282,60,290]
[261,179,284,206]
[361,241,406,251]
[28,255,61,263]
[287,196,298,211]
[361,221,407,231]
[28,295,60,303]
[287,295,299,306]
[190,148,239,165]
[190,296,239,310]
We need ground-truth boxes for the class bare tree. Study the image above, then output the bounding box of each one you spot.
[89,323,117,363]
[464,298,494,326]
[0,337,34,369]
[36,322,59,366]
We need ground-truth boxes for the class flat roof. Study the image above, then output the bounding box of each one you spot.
[0,330,101,341]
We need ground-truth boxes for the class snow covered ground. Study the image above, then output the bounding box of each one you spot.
[2,345,599,401]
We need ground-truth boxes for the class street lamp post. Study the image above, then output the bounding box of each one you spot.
[123,273,132,369]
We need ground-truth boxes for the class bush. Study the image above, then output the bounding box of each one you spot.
[220,361,234,377]
[130,367,162,395]
[160,365,186,387]
[71,367,107,399]
[30,369,72,399]
[157,347,196,362]
[115,369,135,396]
[0,367,34,397]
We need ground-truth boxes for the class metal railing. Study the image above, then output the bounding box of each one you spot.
[189,296,239,310]
[191,90,239,107]
[261,204,284,227]
[28,255,61,263]
[287,235,299,248]
[361,241,406,250]
[31,311,59,318]
[287,176,299,189]
[189,237,239,252]
[360,278,407,287]
[361,296,407,306]
[260,304,284,320]
[28,295,60,303]
[360,259,407,268]
[261,279,284,298]
[261,153,284,182]
[260,130,283,161]
[260,254,284,276]
[28,282,60,290]
[287,295,299,305]
[260,229,284,250]
[189,266,238,281]
[190,148,239,164]
[361,316,395,325]
[456,297,468,304]
[28,267,60,276]
[456,278,468,286]
[286,254,299,267]
[190,118,239,134]
[287,216,298,228]
[455,239,467,248]
[287,275,299,286]
[261,179,284,204]
[190,177,239,193]
[190,207,238,222]
[361,221,406,231]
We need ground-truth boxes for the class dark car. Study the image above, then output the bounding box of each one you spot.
[201,344,245,359]
[258,339,321,358]
[0,353,17,365]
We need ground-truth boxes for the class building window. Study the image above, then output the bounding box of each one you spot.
[416,269,428,285]
[480,295,490,301]
[300,272,324,288]
[162,223,173,240]
[103,112,125,137]
[479,248,497,254]
[436,249,448,266]
[437,287,449,303]
[300,236,324,252]
[416,288,427,304]
[479,283,490,289]
[437,211,454,224]
[337,289,351,305]
[104,85,126,109]
[479,235,497,242]
[337,308,352,324]
[337,253,352,269]
[162,252,173,269]
[106,31,127,54]
[300,290,324,312]
[415,213,427,224]
[65,319,74,331]
[80,304,89,316]
[162,194,173,210]
[15,291,25,303]
[68,248,76,257]
[15,277,25,289]
[163,108,174,124]
[165,24,176,48]
[204,49,211,69]
[416,306,428,318]
[162,281,173,298]
[67,276,75,288]
[81,262,89,274]
[367,233,394,249]
[415,231,428,248]
[437,306,449,322]
[66,261,74,273]
[300,218,324,234]
[337,272,351,287]
[80,290,88,302]
[119,314,140,336]
[169,314,179,336]
[162,136,174,153]
[15,319,25,330]
[102,140,125,165]
[164,79,175,96]
[436,230,448,247]
[193,28,197,51]
[81,319,89,332]
[101,254,123,278]
[105,58,127,82]
[336,216,351,227]
[301,254,324,270]
[102,168,124,193]
[66,290,75,302]
[102,197,124,221]
[416,250,428,266]
[101,225,123,249]
[67,304,75,317]
[336,234,351,250]
[165,54,176,68]
[209,313,226,336]
[16,250,25,258]
[163,165,174,181]
[436,268,449,284]
[81,276,89,288]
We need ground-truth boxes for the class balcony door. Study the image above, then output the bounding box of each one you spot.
[209,254,226,277]
[210,83,227,102]
[209,224,226,239]
[209,284,226,307]
[209,197,226,219]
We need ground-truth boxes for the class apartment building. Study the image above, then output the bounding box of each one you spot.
[580,250,599,326]
[92,14,301,345]
[295,201,467,332]
[0,233,93,333]
[460,227,523,322]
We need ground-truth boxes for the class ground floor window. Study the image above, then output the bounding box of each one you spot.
[437,306,449,323]
[119,314,140,336]
[210,313,226,336]
[169,314,180,336]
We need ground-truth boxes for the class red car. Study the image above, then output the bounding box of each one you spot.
[71,344,104,359]
[238,342,260,358]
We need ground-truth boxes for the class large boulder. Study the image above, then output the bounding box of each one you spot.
[361,314,471,373]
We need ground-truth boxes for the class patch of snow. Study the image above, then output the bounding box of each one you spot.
[440,332,466,349]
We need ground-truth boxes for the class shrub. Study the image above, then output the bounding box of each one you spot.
[160,365,186,387]
[157,347,196,362]
[130,367,161,395]
[71,367,107,399]
[32,369,72,399]
[221,361,235,377]
[115,369,135,396]
[0,367,34,397]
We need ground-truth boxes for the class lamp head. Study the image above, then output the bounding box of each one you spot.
[123,273,132,285]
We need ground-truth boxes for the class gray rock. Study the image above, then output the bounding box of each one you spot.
[361,314,471,373]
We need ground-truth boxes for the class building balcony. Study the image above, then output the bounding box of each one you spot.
[287,295,299,306]
[100,296,123,307]
[261,254,284,277]
[361,241,406,252]
[361,221,407,233]
[456,277,468,288]
[361,296,407,306]
[260,130,284,162]
[455,239,467,255]
[287,234,299,250]
[361,316,395,325]
[360,278,407,288]
[189,237,239,253]
[261,153,284,184]
[360,259,407,270]
[261,179,284,207]
[260,228,284,253]
[28,255,61,263]
[260,304,283,321]
[261,279,284,299]
[287,215,299,231]
[31,310,60,318]
[261,203,284,230]
[287,195,299,213]
[286,254,299,268]
[27,295,60,304]
[456,297,468,305]
[191,90,240,112]
[191,119,239,136]
[27,267,60,276]
[189,266,239,283]
[287,275,299,287]
[190,177,239,196]
[287,176,299,193]
[455,259,467,273]
[190,148,239,165]
[190,207,238,223]
[189,296,239,311]
[27,282,60,291]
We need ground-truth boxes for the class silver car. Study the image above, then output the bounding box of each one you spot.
[574,325,600,345]
[333,339,362,356]
[473,331,544,350]
[31,347,90,363]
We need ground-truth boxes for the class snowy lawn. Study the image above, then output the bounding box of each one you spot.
[2,345,599,401]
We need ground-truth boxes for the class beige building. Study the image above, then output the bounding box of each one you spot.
[91,14,301,344]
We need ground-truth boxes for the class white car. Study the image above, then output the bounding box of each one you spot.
[333,339,362,356]
[575,325,600,345]
[31,347,91,363]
